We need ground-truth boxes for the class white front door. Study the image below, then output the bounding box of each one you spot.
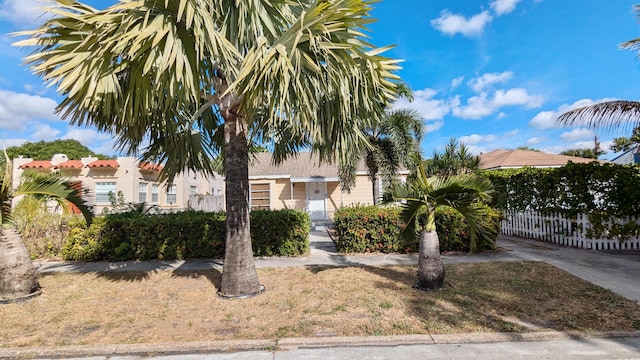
[306,181,327,220]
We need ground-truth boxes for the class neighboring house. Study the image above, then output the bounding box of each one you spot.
[12,154,224,214]
[478,149,603,170]
[248,152,408,221]
[611,145,640,165]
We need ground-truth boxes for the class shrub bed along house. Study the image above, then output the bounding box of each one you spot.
[333,204,501,254]
[61,209,310,261]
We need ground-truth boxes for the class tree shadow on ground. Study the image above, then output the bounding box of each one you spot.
[171,268,222,289]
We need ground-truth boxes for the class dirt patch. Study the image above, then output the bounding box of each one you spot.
[1,262,639,348]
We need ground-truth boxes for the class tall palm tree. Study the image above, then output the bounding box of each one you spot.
[16,0,399,297]
[339,85,424,204]
[0,155,92,303]
[382,163,493,290]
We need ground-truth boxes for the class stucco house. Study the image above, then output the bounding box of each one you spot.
[12,154,224,214]
[478,149,603,170]
[248,152,408,221]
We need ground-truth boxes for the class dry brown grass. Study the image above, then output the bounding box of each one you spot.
[1,262,640,348]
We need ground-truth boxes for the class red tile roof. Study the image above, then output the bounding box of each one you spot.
[139,162,163,173]
[18,160,53,169]
[55,160,84,169]
[87,159,119,168]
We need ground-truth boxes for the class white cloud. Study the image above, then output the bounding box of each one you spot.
[0,89,59,130]
[490,0,522,16]
[392,88,450,121]
[431,10,493,37]
[452,88,543,120]
[459,133,499,145]
[425,121,444,132]
[0,0,52,27]
[31,123,61,141]
[451,76,464,90]
[468,71,513,93]
[493,88,543,108]
[559,128,594,141]
[0,138,28,149]
[63,128,119,156]
[528,97,617,129]
[526,137,545,146]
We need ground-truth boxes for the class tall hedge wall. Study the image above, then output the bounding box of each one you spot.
[62,209,310,261]
[483,162,640,217]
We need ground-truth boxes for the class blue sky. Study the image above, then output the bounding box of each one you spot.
[0,0,639,159]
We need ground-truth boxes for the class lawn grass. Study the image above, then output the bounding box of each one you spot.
[1,262,639,348]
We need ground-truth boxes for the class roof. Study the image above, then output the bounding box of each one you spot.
[611,145,639,165]
[249,152,369,180]
[18,160,53,169]
[478,149,602,170]
[55,160,83,169]
[139,162,164,173]
[87,159,120,169]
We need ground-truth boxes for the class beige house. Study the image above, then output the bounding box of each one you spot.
[12,154,224,214]
[248,152,408,221]
[478,149,603,170]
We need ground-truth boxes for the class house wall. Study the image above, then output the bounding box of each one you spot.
[11,154,224,214]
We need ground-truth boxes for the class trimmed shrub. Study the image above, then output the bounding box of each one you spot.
[333,205,402,253]
[61,209,309,261]
[333,204,501,254]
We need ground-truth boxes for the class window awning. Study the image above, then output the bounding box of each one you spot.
[18,160,52,169]
[290,177,340,183]
[87,160,119,168]
[56,160,83,169]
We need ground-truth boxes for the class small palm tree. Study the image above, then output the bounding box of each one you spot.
[424,138,480,178]
[0,155,92,303]
[382,163,493,290]
[340,84,424,204]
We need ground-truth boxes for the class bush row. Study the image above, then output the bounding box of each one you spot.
[61,209,310,261]
[484,162,640,217]
[333,204,501,254]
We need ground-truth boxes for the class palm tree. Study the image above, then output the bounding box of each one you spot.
[339,85,424,204]
[16,0,399,298]
[382,163,493,290]
[1,155,92,303]
[423,138,480,178]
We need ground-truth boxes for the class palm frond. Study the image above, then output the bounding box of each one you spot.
[557,100,640,133]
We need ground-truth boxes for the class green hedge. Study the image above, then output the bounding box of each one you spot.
[333,204,501,254]
[61,209,310,261]
[483,162,640,217]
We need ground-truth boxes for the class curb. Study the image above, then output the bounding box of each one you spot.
[2,331,640,359]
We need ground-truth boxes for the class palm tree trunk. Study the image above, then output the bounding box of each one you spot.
[0,228,40,302]
[415,230,445,290]
[371,173,380,205]
[219,113,263,298]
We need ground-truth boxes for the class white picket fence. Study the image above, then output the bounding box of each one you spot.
[501,210,640,250]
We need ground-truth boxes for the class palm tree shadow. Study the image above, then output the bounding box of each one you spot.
[171,261,223,289]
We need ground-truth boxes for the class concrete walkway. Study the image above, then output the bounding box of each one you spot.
[19,232,640,359]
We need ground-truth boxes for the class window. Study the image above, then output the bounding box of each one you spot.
[166,184,177,204]
[151,184,159,203]
[190,186,197,195]
[138,183,147,203]
[250,183,270,210]
[95,182,116,204]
